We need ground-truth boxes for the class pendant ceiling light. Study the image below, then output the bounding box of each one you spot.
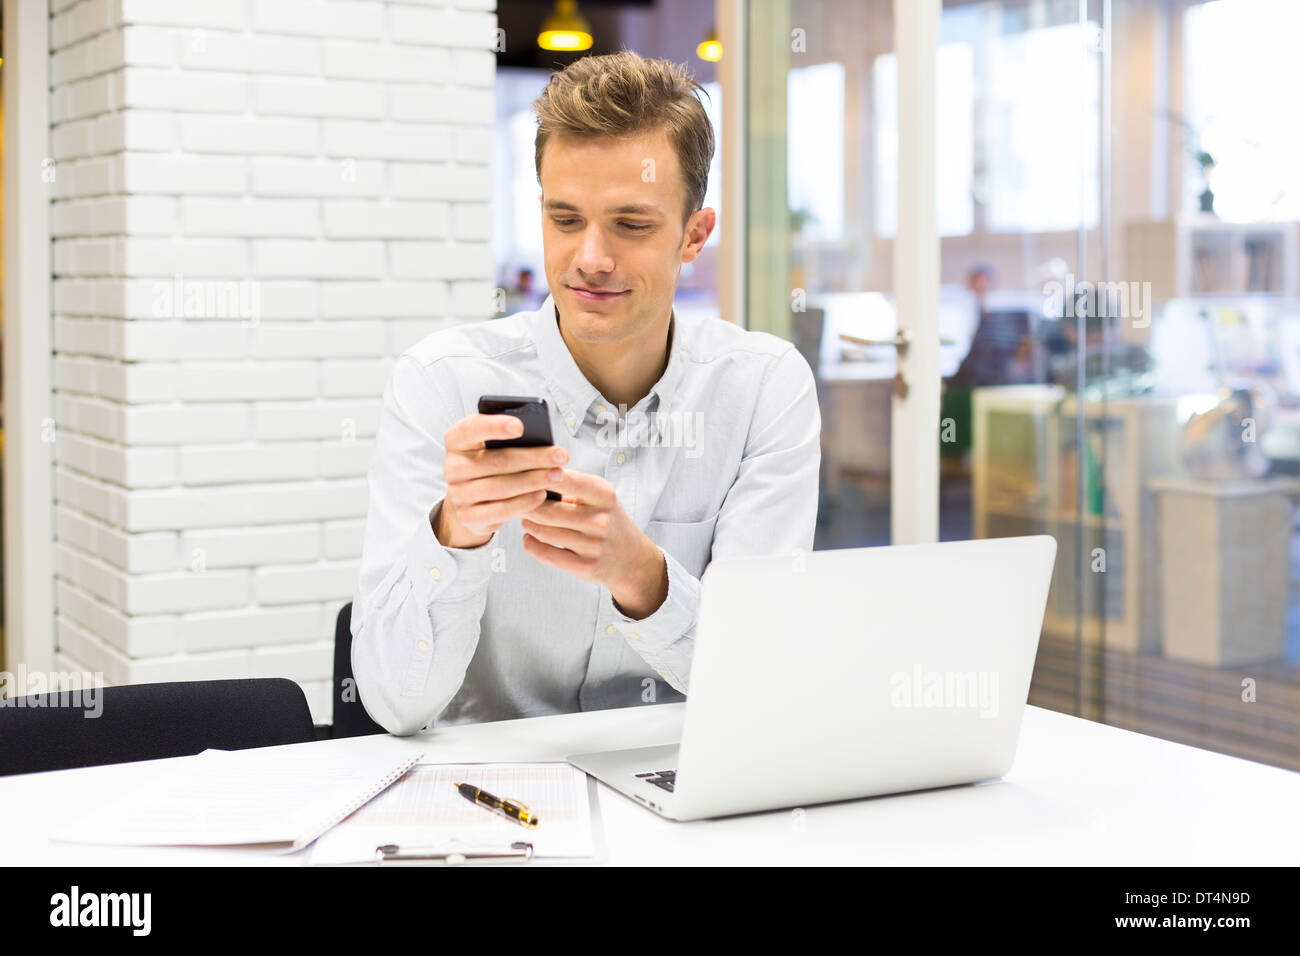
[538,0,594,52]
[697,25,722,62]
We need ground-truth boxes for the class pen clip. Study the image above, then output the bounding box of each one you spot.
[375,841,534,866]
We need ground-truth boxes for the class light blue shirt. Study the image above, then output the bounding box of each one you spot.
[351,295,821,735]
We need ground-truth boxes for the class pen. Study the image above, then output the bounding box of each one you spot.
[454,782,540,829]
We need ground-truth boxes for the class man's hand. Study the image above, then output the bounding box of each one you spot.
[520,470,669,620]
[434,413,568,549]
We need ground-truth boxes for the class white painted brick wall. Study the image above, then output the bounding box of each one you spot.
[50,0,497,725]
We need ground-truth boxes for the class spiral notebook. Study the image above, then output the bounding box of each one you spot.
[50,746,423,851]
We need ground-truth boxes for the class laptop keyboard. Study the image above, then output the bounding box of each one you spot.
[635,769,677,792]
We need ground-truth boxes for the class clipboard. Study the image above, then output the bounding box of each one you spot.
[306,762,599,865]
[375,840,534,866]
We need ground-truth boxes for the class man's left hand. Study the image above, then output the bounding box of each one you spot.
[520,469,668,620]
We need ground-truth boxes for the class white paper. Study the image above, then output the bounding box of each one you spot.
[308,762,595,864]
[50,747,422,848]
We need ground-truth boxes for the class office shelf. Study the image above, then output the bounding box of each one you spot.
[972,385,1184,652]
[1125,216,1299,300]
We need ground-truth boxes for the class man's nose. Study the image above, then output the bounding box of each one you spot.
[574,224,614,274]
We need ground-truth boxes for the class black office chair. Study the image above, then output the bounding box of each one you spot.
[332,601,385,738]
[0,677,315,776]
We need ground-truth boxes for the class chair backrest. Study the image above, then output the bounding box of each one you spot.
[0,677,315,776]
[332,601,384,738]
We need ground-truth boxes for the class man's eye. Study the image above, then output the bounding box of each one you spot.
[619,222,651,231]
[553,218,579,226]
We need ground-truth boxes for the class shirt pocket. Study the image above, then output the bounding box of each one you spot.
[645,509,721,579]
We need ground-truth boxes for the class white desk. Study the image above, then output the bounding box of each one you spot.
[3,703,1297,865]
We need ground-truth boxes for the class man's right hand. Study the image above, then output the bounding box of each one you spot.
[432,413,569,549]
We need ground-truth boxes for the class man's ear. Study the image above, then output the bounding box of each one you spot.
[680,206,717,264]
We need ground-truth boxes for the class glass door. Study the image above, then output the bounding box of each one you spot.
[737,0,1300,772]
[1092,0,1300,769]
[740,0,911,549]
[936,0,1106,718]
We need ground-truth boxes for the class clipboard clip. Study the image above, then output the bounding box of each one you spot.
[375,841,534,866]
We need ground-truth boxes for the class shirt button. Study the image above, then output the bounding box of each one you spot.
[429,567,441,581]
[628,631,641,641]
[595,680,605,688]
[615,452,626,465]
[604,624,617,635]
[417,640,430,651]
[596,403,607,415]
[566,414,576,429]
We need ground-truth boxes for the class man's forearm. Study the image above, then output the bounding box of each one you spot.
[432,499,494,550]
[353,508,498,735]
[608,537,669,620]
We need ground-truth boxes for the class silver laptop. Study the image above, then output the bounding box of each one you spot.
[568,535,1057,821]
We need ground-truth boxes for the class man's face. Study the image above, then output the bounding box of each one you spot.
[539,130,714,347]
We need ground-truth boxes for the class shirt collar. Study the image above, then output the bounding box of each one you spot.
[532,293,686,437]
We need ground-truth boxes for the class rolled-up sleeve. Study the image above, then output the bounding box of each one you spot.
[350,355,496,736]
[606,344,822,692]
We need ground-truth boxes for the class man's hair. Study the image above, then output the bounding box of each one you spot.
[532,50,715,226]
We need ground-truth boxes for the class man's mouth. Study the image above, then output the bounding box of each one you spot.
[567,285,629,302]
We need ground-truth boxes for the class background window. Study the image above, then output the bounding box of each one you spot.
[1184,0,1300,222]
[873,43,975,239]
[984,20,1100,233]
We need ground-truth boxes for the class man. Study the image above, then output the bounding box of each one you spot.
[351,51,820,736]
[504,266,544,313]
[950,264,1033,389]
[942,264,1038,464]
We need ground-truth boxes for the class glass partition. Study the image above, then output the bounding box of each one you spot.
[956,0,1300,769]
[767,0,1300,770]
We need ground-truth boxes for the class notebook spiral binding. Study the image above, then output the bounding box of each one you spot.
[294,751,424,849]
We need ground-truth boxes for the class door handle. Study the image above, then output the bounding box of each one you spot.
[837,332,957,399]
[838,331,957,351]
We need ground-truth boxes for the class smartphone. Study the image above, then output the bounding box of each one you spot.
[478,395,562,500]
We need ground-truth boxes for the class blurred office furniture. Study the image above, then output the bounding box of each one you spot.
[1151,297,1300,466]
[331,602,384,739]
[939,381,974,464]
[1152,476,1298,667]
[1180,382,1277,480]
[1047,337,1155,390]
[973,380,1300,769]
[792,306,836,521]
[0,678,315,776]
[814,294,897,500]
[977,298,1300,654]
[811,291,971,501]
[791,305,825,379]
[1125,217,1299,299]
[972,384,1183,654]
